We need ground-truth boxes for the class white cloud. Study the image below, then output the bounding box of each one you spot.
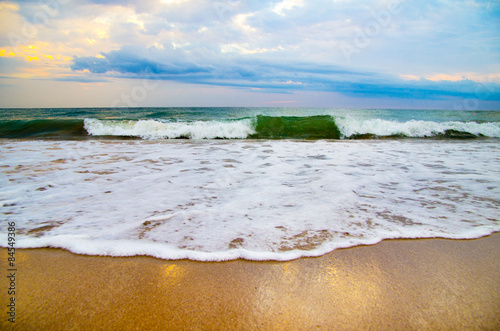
[220,43,284,54]
[232,13,257,33]
[272,0,304,16]
[1,0,498,108]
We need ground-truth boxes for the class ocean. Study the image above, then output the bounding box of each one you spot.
[1,107,499,261]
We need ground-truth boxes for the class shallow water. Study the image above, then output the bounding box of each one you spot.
[1,138,498,261]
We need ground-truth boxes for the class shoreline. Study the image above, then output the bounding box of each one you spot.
[1,234,499,330]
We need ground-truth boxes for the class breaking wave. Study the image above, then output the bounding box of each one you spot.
[1,115,499,140]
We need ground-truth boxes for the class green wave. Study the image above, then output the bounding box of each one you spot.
[249,115,341,139]
[0,119,86,139]
[0,115,496,140]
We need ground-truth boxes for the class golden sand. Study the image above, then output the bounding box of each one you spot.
[1,234,499,330]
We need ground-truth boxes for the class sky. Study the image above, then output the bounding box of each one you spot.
[0,0,499,109]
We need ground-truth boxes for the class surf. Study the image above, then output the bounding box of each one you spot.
[82,116,500,140]
[1,113,499,140]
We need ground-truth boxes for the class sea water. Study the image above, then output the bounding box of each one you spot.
[1,108,499,261]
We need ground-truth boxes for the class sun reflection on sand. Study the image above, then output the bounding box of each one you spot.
[160,264,186,286]
[245,253,387,328]
[322,258,384,317]
[2,234,499,330]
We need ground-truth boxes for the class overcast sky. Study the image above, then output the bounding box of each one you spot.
[0,0,499,109]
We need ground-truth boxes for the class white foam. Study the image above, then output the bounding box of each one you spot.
[1,139,499,261]
[84,117,500,140]
[337,118,500,138]
[84,118,255,139]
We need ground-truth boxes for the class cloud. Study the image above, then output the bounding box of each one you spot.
[52,76,108,83]
[1,0,499,107]
[71,46,211,75]
[69,45,500,101]
[333,80,500,101]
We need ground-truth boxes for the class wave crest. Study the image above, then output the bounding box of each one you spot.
[337,118,500,138]
[83,118,255,139]
[2,116,498,140]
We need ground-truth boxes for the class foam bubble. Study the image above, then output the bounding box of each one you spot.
[83,117,500,140]
[337,118,500,138]
[1,139,499,261]
[84,118,255,139]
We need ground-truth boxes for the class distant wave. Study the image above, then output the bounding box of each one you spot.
[1,115,499,140]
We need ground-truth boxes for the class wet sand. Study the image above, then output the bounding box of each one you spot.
[1,233,499,330]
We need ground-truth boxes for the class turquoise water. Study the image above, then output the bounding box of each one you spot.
[0,108,499,139]
[1,107,499,122]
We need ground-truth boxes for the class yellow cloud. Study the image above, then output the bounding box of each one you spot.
[127,16,146,31]
[399,75,420,81]
[11,67,52,79]
[1,41,72,63]
[0,50,15,57]
[26,56,40,62]
[0,2,19,11]
[425,74,465,82]
[0,40,77,80]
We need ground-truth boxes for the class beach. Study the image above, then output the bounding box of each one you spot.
[1,108,499,329]
[1,0,499,326]
[2,233,499,330]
